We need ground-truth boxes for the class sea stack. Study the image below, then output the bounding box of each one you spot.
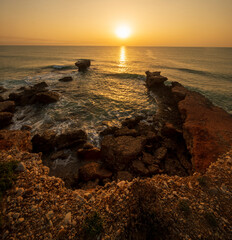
[145,71,168,88]
[75,59,91,72]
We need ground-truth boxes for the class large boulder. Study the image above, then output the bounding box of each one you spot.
[0,101,15,113]
[79,162,112,182]
[172,83,232,172]
[145,71,168,88]
[75,60,91,72]
[0,112,13,129]
[101,135,146,171]
[77,147,101,161]
[0,130,32,152]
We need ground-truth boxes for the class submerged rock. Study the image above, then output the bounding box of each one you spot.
[59,76,73,82]
[75,59,91,72]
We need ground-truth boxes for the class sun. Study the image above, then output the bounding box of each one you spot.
[115,25,131,39]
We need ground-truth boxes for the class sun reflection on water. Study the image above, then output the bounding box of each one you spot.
[119,46,127,70]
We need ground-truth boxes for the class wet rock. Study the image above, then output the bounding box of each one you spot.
[0,130,32,152]
[173,83,232,172]
[77,147,101,161]
[132,160,149,175]
[122,116,143,129]
[79,162,112,181]
[35,91,60,104]
[100,126,119,137]
[75,59,91,71]
[114,126,138,137]
[32,82,48,91]
[59,76,73,82]
[101,135,146,171]
[117,171,133,181]
[0,101,15,113]
[145,71,168,88]
[0,112,13,128]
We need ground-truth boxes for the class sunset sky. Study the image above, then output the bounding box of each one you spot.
[0,0,231,47]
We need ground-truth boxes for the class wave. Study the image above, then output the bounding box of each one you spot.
[41,65,75,70]
[103,73,145,79]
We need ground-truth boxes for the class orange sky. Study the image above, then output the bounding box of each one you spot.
[0,0,232,47]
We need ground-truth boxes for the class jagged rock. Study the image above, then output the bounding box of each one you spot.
[15,162,26,172]
[79,162,112,181]
[101,135,146,171]
[21,125,32,131]
[0,101,15,113]
[59,76,73,82]
[35,91,60,104]
[100,126,119,137]
[161,122,182,137]
[147,164,160,175]
[142,152,158,165]
[50,150,69,160]
[172,83,232,172]
[0,112,13,128]
[75,59,91,71]
[132,160,149,175]
[0,130,32,152]
[32,129,87,153]
[114,126,138,137]
[117,171,133,181]
[77,147,101,161]
[145,71,168,88]
[122,116,143,129]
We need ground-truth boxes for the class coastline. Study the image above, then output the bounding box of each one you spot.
[0,70,232,239]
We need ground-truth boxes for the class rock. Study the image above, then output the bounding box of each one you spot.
[122,116,143,129]
[161,122,182,137]
[173,83,232,172]
[0,130,32,152]
[15,162,26,172]
[155,147,167,160]
[64,212,72,225]
[117,171,133,181]
[100,126,119,137]
[132,160,149,175]
[75,59,91,71]
[46,211,54,220]
[0,95,4,102]
[114,127,138,137]
[21,125,32,131]
[32,130,56,153]
[35,91,60,104]
[0,112,13,128]
[77,147,101,161]
[101,135,146,171]
[83,142,94,149]
[148,164,160,175]
[50,150,69,160]
[32,82,48,91]
[79,162,112,181]
[0,101,15,113]
[0,86,7,93]
[142,152,157,165]
[55,129,87,149]
[145,71,168,88]
[18,218,24,223]
[59,76,73,82]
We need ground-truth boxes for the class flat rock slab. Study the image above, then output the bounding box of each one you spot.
[172,83,232,172]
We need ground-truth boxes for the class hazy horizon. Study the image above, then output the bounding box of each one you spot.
[0,0,232,47]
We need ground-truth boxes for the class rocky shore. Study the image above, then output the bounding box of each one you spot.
[0,70,232,239]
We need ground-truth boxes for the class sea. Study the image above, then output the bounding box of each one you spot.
[0,46,232,146]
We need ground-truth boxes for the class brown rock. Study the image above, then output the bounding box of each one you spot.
[114,126,138,137]
[59,76,73,82]
[117,171,133,181]
[79,162,112,181]
[148,164,160,175]
[142,152,157,165]
[0,95,4,102]
[145,71,168,88]
[101,135,146,171]
[155,147,167,160]
[173,84,232,172]
[35,91,60,104]
[83,142,94,149]
[50,150,69,160]
[100,126,119,137]
[0,112,13,128]
[0,101,15,113]
[77,147,101,161]
[75,59,91,72]
[0,86,7,93]
[132,160,149,175]
[0,130,32,152]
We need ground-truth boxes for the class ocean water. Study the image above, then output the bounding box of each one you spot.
[0,46,231,145]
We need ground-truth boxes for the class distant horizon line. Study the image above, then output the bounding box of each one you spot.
[0,44,231,48]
